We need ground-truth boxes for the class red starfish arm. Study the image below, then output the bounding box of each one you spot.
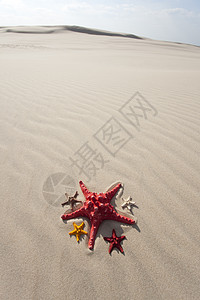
[104,237,113,243]
[88,221,100,250]
[79,181,91,198]
[105,183,121,202]
[61,206,86,220]
[109,243,115,254]
[116,243,124,253]
[118,236,126,243]
[112,229,117,238]
[108,210,135,225]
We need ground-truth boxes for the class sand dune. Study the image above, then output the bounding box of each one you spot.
[0,26,200,300]
[2,25,142,39]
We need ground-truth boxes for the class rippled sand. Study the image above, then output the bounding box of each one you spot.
[1,26,200,300]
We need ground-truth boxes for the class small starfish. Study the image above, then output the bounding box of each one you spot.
[61,191,82,211]
[121,196,136,212]
[68,222,87,242]
[61,181,135,250]
[104,229,126,254]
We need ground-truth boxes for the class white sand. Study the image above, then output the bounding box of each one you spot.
[0,26,200,300]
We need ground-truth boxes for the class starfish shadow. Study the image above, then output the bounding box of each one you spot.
[128,203,139,215]
[132,222,140,233]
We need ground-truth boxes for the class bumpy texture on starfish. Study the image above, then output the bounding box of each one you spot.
[68,222,87,242]
[104,229,126,254]
[61,181,135,250]
[121,196,136,212]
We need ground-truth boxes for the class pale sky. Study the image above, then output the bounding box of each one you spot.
[0,0,200,45]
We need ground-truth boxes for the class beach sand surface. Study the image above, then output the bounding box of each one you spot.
[0,26,200,300]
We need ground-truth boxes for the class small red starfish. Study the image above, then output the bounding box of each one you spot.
[104,229,126,254]
[61,181,135,250]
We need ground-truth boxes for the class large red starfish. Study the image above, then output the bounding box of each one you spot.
[61,181,135,250]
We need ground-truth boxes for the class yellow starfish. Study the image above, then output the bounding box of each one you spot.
[69,222,87,242]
